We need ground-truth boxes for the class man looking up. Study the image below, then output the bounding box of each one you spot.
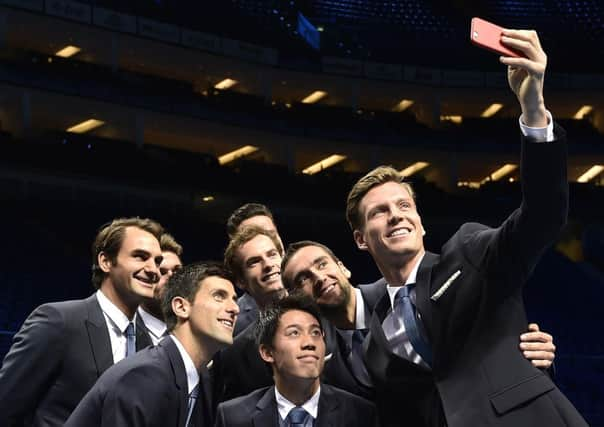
[66,261,240,426]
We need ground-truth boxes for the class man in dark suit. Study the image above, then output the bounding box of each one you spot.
[344,29,588,426]
[226,202,284,336]
[0,217,163,426]
[215,293,378,427]
[137,232,184,345]
[66,261,240,427]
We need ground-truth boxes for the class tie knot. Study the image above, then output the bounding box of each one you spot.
[287,406,309,425]
[395,284,415,302]
[125,322,135,337]
[189,384,199,399]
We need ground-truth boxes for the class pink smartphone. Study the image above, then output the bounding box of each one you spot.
[470,17,524,58]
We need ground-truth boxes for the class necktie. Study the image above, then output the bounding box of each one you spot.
[185,384,199,427]
[394,284,432,366]
[349,329,373,387]
[125,322,136,357]
[286,406,309,427]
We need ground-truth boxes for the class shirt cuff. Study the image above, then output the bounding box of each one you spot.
[519,110,554,142]
[354,288,368,330]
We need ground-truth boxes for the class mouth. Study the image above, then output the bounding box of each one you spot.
[387,227,412,238]
[317,283,337,298]
[134,275,155,288]
[262,271,281,284]
[218,319,234,329]
[297,354,319,362]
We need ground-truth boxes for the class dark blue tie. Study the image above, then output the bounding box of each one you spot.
[185,384,199,427]
[394,284,432,366]
[125,322,136,357]
[349,329,372,387]
[287,406,309,427]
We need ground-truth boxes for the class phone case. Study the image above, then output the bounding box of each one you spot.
[470,17,523,58]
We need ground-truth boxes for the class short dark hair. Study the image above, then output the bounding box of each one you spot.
[161,261,234,331]
[255,292,323,349]
[91,217,164,289]
[281,240,340,291]
[160,233,183,257]
[226,203,275,238]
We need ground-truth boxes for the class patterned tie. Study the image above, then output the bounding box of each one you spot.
[286,406,309,427]
[394,284,432,366]
[185,384,199,427]
[125,322,136,357]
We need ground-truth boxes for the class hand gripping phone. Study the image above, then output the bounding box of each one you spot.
[470,17,524,57]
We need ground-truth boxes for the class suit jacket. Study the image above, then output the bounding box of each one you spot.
[234,292,258,337]
[215,315,373,404]
[0,293,153,427]
[65,337,213,427]
[364,128,588,426]
[214,384,378,427]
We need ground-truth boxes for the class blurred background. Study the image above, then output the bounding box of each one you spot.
[0,0,603,423]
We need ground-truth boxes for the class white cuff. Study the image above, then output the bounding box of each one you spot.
[519,110,554,142]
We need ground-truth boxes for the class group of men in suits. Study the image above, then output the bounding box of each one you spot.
[0,27,589,427]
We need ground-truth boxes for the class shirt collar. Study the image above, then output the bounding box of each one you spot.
[275,384,320,421]
[96,289,132,334]
[386,252,425,308]
[137,306,167,339]
[169,335,200,395]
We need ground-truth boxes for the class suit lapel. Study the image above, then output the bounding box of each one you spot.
[84,294,114,376]
[163,339,190,427]
[253,386,279,427]
[316,385,340,427]
[135,314,153,350]
[415,252,440,368]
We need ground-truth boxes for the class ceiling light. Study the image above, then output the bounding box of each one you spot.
[440,115,463,124]
[202,196,215,202]
[392,99,414,112]
[480,103,504,118]
[400,162,429,177]
[574,105,593,120]
[218,145,259,165]
[487,164,517,182]
[301,91,327,104]
[66,119,104,134]
[302,154,346,175]
[577,165,604,183]
[214,78,238,90]
[55,45,81,58]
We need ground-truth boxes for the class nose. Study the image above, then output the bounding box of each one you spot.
[228,298,240,316]
[145,260,160,283]
[301,335,317,350]
[387,205,403,226]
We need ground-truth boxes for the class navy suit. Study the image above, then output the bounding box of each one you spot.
[363,128,588,426]
[0,293,152,427]
[215,384,378,427]
[66,337,213,427]
[234,293,258,337]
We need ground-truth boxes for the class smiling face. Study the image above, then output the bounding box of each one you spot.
[100,226,163,305]
[353,181,425,266]
[188,276,239,347]
[156,251,183,298]
[236,234,286,307]
[282,245,352,311]
[260,309,325,384]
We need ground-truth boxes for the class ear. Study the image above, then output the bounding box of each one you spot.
[353,230,368,251]
[259,344,274,364]
[337,261,352,279]
[171,296,191,322]
[98,251,113,273]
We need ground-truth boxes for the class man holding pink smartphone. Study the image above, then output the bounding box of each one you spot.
[344,23,589,427]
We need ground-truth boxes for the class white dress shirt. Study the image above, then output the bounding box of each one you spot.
[137,306,167,345]
[276,385,320,427]
[96,290,137,364]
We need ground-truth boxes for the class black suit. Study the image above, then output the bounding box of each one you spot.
[66,337,213,427]
[0,293,152,427]
[364,129,588,426]
[215,316,373,403]
[215,384,378,427]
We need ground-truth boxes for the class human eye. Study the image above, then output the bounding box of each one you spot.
[213,291,226,302]
[311,328,322,337]
[287,329,300,337]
